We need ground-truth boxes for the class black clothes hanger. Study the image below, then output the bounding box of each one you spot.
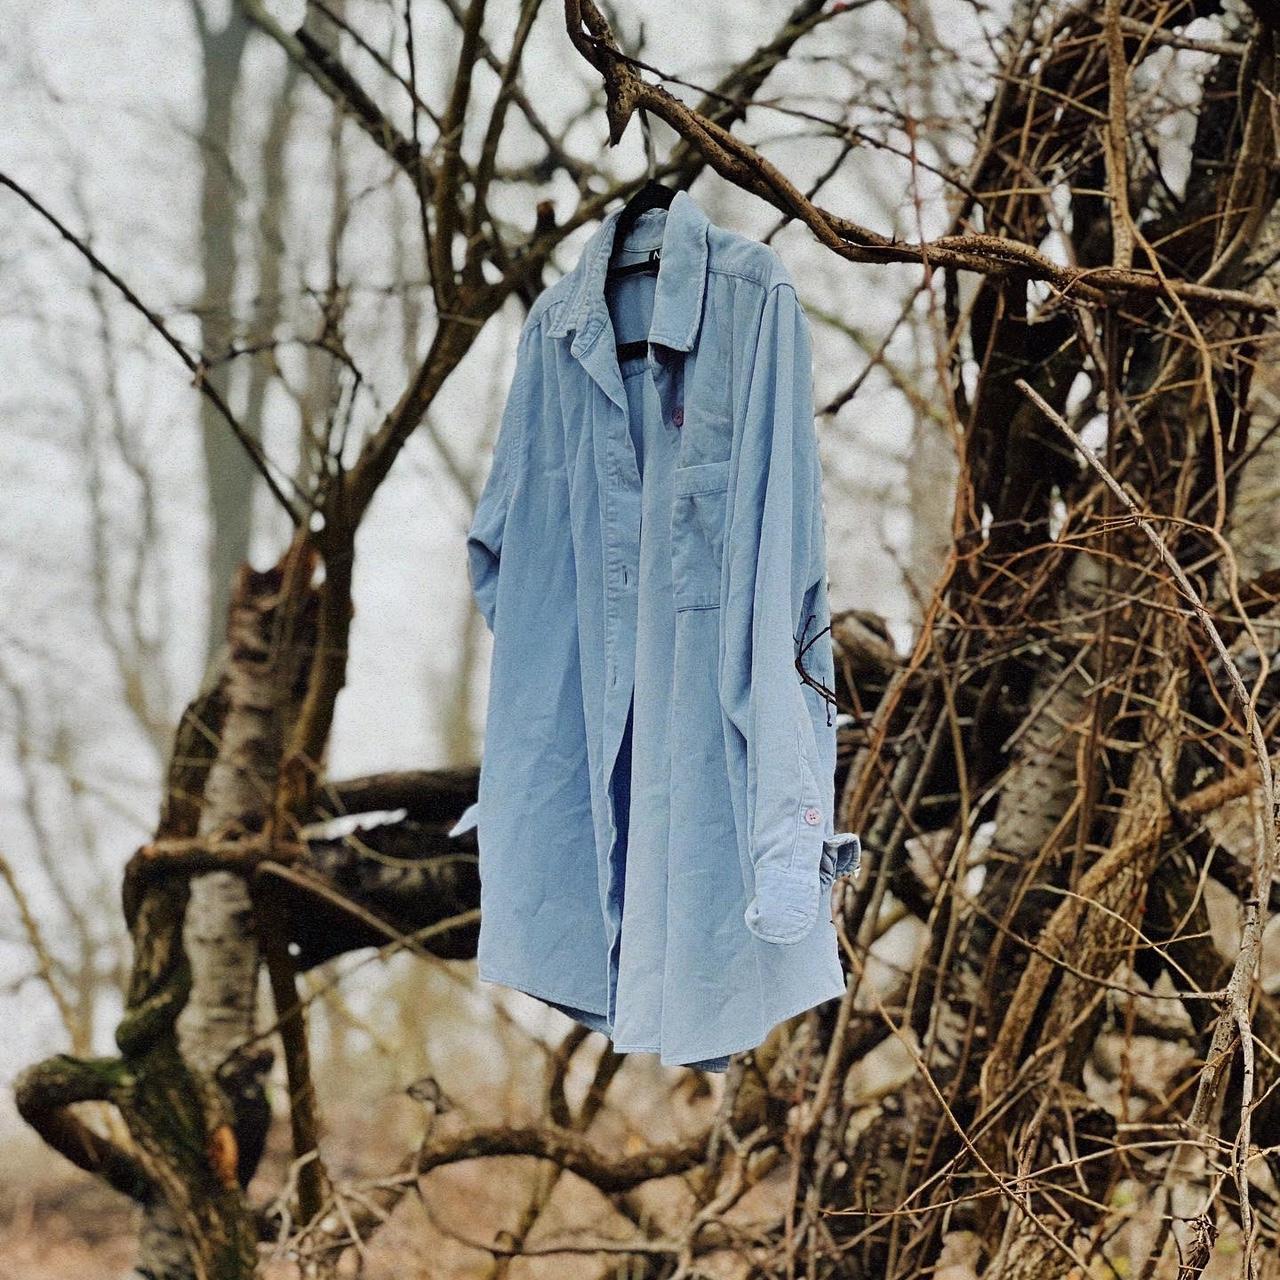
[608,108,674,361]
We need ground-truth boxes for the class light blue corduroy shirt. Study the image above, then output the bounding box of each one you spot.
[451,189,861,1070]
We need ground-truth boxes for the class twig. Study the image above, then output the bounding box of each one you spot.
[1103,0,1134,270]
[0,170,303,524]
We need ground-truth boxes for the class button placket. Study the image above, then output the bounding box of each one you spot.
[604,389,640,696]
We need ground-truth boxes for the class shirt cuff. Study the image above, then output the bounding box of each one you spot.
[742,800,837,945]
[820,832,861,886]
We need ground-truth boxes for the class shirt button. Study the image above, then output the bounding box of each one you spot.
[803,807,821,826]
[672,405,684,427]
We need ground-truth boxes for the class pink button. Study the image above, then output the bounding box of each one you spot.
[803,807,821,826]
[672,405,684,427]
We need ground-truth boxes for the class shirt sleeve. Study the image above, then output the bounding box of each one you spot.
[720,280,858,945]
[466,321,535,634]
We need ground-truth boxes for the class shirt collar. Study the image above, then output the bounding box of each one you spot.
[547,188,711,356]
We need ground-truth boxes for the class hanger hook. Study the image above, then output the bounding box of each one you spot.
[639,106,657,183]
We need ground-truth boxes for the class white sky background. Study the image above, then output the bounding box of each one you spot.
[0,0,1000,1131]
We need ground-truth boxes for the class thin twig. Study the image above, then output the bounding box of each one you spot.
[0,170,303,523]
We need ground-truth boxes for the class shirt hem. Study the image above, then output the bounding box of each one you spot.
[478,965,848,1068]
[477,964,610,1019]
[619,970,849,1066]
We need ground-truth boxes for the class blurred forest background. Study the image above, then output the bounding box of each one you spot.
[2,0,1280,1277]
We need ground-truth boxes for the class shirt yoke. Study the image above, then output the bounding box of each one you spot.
[525,274,574,337]
[704,223,795,294]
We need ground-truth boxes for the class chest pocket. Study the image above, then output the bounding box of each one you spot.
[671,459,730,611]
